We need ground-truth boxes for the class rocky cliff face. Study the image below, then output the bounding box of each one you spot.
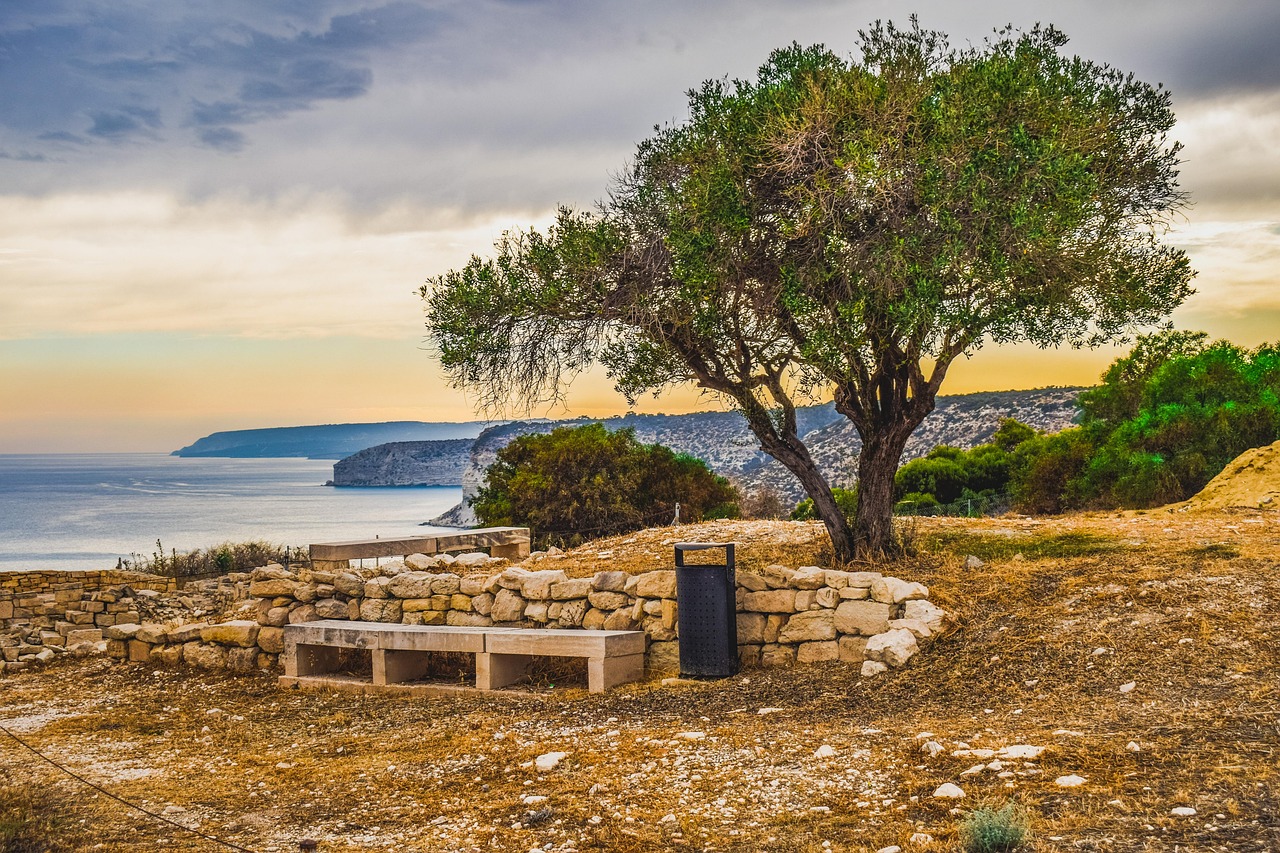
[428,387,1084,525]
[331,439,474,487]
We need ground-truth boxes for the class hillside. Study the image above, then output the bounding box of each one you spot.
[330,439,474,486]
[3,510,1277,851]
[431,387,1083,525]
[172,421,493,459]
[1176,439,1280,512]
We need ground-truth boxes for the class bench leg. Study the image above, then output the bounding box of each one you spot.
[287,643,342,677]
[588,653,645,693]
[477,652,532,690]
[374,649,434,685]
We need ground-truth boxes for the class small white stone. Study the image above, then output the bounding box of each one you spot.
[960,764,986,776]
[534,751,568,772]
[909,832,933,846]
[675,731,706,741]
[1119,681,1137,693]
[813,744,837,759]
[997,745,1045,760]
[1171,806,1197,817]
[660,813,677,823]
[1126,741,1141,752]
[522,795,548,805]
[875,847,902,853]
[1056,774,1087,788]
[933,783,965,799]
[860,660,888,677]
[921,740,945,758]
[757,707,784,715]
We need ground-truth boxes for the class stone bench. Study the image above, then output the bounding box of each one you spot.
[279,620,645,695]
[308,526,531,573]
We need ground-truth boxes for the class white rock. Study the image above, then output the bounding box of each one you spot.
[860,660,888,677]
[757,707,784,715]
[997,745,1045,760]
[864,628,919,668]
[675,731,706,741]
[1171,806,1197,817]
[920,741,945,758]
[876,847,902,853]
[454,551,490,568]
[965,555,983,568]
[1126,741,1141,753]
[1055,774,1087,787]
[813,744,836,759]
[1119,681,1136,693]
[534,751,567,772]
[960,764,986,776]
[933,783,965,799]
[909,832,933,845]
[521,794,548,805]
[660,813,677,823]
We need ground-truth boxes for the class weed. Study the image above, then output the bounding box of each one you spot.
[923,530,1126,561]
[0,783,74,852]
[960,802,1030,853]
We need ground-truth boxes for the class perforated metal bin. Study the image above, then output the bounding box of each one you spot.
[674,542,739,679]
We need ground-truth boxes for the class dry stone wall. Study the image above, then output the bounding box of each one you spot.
[55,550,947,680]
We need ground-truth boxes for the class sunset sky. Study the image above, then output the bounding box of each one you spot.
[2,1,1278,452]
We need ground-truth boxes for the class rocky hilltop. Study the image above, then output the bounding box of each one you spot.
[173,420,492,459]
[330,439,475,487]
[428,387,1083,525]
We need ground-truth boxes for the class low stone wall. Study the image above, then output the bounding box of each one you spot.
[0,569,176,623]
[93,552,947,679]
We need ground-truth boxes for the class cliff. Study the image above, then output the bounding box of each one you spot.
[173,421,492,459]
[427,387,1084,525]
[330,439,475,487]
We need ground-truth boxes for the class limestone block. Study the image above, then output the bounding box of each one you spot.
[388,572,436,599]
[835,600,891,636]
[592,571,629,592]
[314,584,336,599]
[450,594,473,611]
[289,604,320,624]
[446,611,493,627]
[838,635,868,663]
[760,644,796,667]
[861,660,888,677]
[743,590,796,613]
[105,639,127,659]
[314,598,349,619]
[405,553,437,570]
[550,578,592,600]
[263,607,290,628]
[306,570,336,585]
[642,618,676,642]
[737,612,767,644]
[635,570,677,599]
[646,640,680,675]
[293,584,318,603]
[797,640,840,663]
[792,567,826,590]
[400,612,423,625]
[764,614,785,644]
[471,592,495,616]
[201,621,260,647]
[135,624,168,644]
[556,599,587,628]
[226,646,259,673]
[430,594,451,611]
[103,622,142,641]
[256,626,285,654]
[738,644,762,668]
[641,598,664,616]
[150,644,183,666]
[760,564,796,589]
[795,590,818,611]
[582,607,608,630]
[497,567,532,589]
[888,618,933,640]
[168,623,206,643]
[127,640,151,662]
[871,577,928,604]
[0,600,12,620]
[525,601,550,622]
[459,574,488,596]
[736,572,768,592]
[490,588,526,622]
[903,600,947,632]
[847,571,882,588]
[248,579,297,598]
[420,611,446,625]
[430,574,461,596]
[815,587,839,608]
[333,573,365,597]
[603,609,637,631]
[662,599,678,630]
[65,628,103,646]
[864,628,919,668]
[183,642,226,669]
[778,610,836,644]
[588,590,630,611]
[251,564,291,580]
[838,586,869,600]
[400,598,434,613]
[521,570,569,600]
[359,599,402,623]
[454,551,490,568]
[364,577,393,599]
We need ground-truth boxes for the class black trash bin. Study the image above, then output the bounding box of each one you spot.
[674,542,739,679]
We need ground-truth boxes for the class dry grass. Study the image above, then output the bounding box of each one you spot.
[3,510,1280,851]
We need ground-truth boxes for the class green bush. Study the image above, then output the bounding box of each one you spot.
[473,423,738,547]
[791,486,858,522]
[960,802,1030,853]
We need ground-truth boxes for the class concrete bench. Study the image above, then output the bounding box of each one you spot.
[279,620,645,695]
[309,526,531,573]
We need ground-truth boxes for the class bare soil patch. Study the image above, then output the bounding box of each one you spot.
[3,511,1279,852]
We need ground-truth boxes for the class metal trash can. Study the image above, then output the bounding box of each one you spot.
[674,542,739,679]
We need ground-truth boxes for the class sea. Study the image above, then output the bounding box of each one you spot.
[0,454,463,573]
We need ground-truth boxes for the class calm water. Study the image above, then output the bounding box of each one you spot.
[0,454,463,572]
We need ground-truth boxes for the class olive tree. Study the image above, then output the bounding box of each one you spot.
[425,20,1193,560]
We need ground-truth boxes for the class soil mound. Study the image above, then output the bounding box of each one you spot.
[1181,438,1280,510]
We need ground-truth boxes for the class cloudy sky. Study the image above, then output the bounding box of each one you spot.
[2,0,1278,451]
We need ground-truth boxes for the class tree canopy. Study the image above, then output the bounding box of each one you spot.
[426,19,1193,560]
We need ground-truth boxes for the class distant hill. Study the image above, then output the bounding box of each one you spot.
[330,439,474,486]
[172,421,494,459]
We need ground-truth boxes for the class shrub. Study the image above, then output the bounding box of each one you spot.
[472,423,738,548]
[791,487,858,522]
[960,802,1030,853]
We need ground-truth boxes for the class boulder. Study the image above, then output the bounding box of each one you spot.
[834,600,891,636]
[168,623,207,643]
[490,588,526,622]
[387,572,436,599]
[634,571,677,599]
[838,635,868,663]
[870,577,928,604]
[521,570,569,600]
[248,578,297,598]
[588,591,630,611]
[256,627,285,654]
[549,578,592,600]
[743,590,797,613]
[459,574,488,596]
[363,577,393,599]
[289,604,322,624]
[760,564,796,589]
[777,610,836,644]
[201,621,260,647]
[446,611,493,627]
[646,641,680,675]
[103,623,142,641]
[454,551,490,568]
[791,567,826,590]
[602,609,637,631]
[864,628,919,668]
[359,599,402,623]
[314,598,349,619]
[593,571,629,592]
[903,600,947,632]
[737,613,767,644]
[556,599,587,627]
[333,573,365,597]
[183,642,227,669]
[736,572,768,592]
[796,640,840,663]
[405,553,437,570]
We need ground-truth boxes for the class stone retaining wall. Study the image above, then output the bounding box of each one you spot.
[0,570,177,625]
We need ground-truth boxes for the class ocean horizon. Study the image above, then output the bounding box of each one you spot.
[0,453,464,573]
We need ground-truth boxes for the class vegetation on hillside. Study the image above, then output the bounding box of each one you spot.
[472,423,738,548]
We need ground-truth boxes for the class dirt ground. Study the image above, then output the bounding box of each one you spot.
[2,509,1279,852]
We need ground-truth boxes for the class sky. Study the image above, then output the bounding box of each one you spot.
[2,1,1278,452]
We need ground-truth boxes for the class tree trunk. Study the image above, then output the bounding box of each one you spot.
[852,428,915,558]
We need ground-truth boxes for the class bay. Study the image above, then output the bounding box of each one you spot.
[0,454,463,572]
